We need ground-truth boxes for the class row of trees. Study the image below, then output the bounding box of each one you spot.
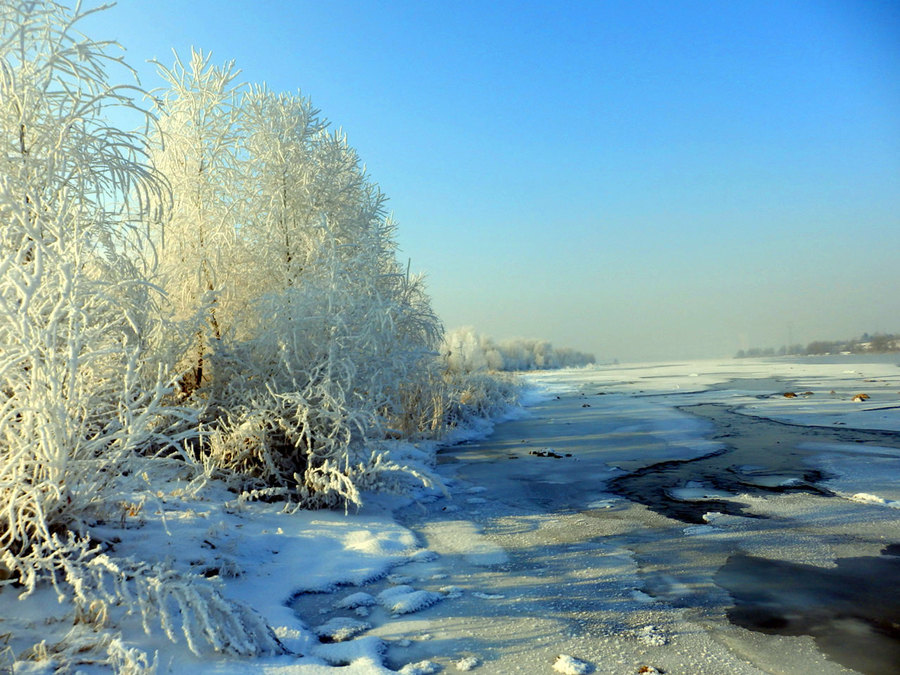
[0,1,517,665]
[735,333,900,359]
[147,49,454,505]
[443,327,596,373]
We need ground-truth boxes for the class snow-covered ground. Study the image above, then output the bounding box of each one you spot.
[3,356,900,674]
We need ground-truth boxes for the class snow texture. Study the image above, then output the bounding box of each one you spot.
[553,654,593,674]
[398,660,442,675]
[634,625,668,646]
[455,655,480,671]
[335,592,377,610]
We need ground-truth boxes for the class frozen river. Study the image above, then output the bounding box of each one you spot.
[294,357,900,674]
[7,358,899,673]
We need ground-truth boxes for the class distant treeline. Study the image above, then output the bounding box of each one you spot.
[735,333,900,359]
[443,327,596,372]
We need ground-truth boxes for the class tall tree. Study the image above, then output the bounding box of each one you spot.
[241,86,324,292]
[0,11,284,659]
[191,86,444,505]
[149,48,246,398]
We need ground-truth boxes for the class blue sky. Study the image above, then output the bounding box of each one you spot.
[88,1,900,361]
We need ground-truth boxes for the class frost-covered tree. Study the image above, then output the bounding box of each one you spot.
[149,48,247,399]
[0,0,168,578]
[442,328,595,372]
[443,327,504,372]
[209,90,445,505]
[496,337,595,370]
[240,85,325,292]
[0,5,281,662]
[147,49,505,508]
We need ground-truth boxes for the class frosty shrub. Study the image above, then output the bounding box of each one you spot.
[0,2,280,662]
[372,328,521,438]
[147,72,448,506]
[436,367,521,432]
[0,0,167,582]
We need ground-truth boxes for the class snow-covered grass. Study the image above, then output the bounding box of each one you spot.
[0,462,426,671]
[0,361,522,674]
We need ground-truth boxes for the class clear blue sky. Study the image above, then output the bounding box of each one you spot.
[88,0,900,362]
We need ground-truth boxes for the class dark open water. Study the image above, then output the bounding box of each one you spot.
[607,401,900,675]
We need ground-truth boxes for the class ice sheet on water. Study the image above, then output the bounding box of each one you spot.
[801,441,900,504]
[334,592,377,609]
[585,497,618,509]
[667,480,734,502]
